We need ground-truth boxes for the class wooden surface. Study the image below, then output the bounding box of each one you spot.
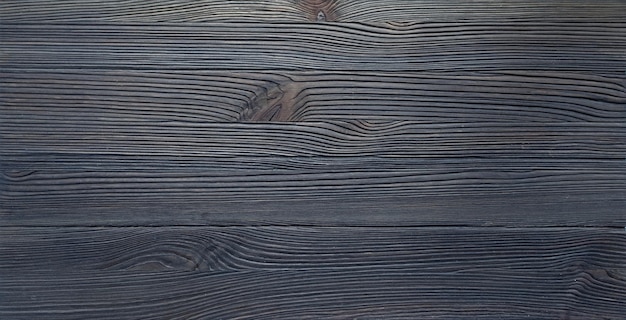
[1,0,625,319]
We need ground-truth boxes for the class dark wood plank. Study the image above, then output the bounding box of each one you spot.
[2,227,624,273]
[1,227,624,319]
[2,3,624,319]
[241,71,626,122]
[2,0,625,318]
[1,69,284,123]
[3,69,624,122]
[1,266,624,319]
[2,22,625,73]
[0,0,310,22]
[2,0,625,23]
[2,164,624,209]
[3,122,624,161]
[333,0,626,23]
[2,121,624,226]
[2,192,624,227]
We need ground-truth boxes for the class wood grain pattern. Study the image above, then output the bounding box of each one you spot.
[2,0,626,318]
[240,71,626,122]
[1,70,282,123]
[0,119,626,226]
[2,22,625,73]
[2,121,624,226]
[3,268,623,319]
[2,227,624,272]
[1,192,624,227]
[1,227,624,319]
[3,122,624,160]
[3,69,624,122]
[2,0,625,22]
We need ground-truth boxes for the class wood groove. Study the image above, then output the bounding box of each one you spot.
[1,226,624,319]
[2,166,624,199]
[2,121,624,227]
[3,69,624,123]
[2,0,626,318]
[2,227,624,273]
[2,0,625,22]
[3,122,623,159]
[2,22,625,73]
[1,269,624,319]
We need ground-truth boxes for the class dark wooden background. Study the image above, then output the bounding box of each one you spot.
[1,1,625,319]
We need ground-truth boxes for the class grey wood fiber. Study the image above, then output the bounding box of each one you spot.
[1,0,625,318]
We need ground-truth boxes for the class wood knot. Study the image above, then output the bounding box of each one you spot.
[298,0,338,22]
[316,10,326,22]
[241,82,299,122]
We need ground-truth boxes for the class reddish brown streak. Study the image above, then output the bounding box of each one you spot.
[298,0,338,22]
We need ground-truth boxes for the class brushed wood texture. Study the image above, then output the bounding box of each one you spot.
[3,122,624,160]
[3,268,624,319]
[2,227,624,272]
[1,227,625,319]
[2,22,625,73]
[3,69,624,122]
[1,0,625,318]
[2,121,624,226]
[2,0,625,22]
